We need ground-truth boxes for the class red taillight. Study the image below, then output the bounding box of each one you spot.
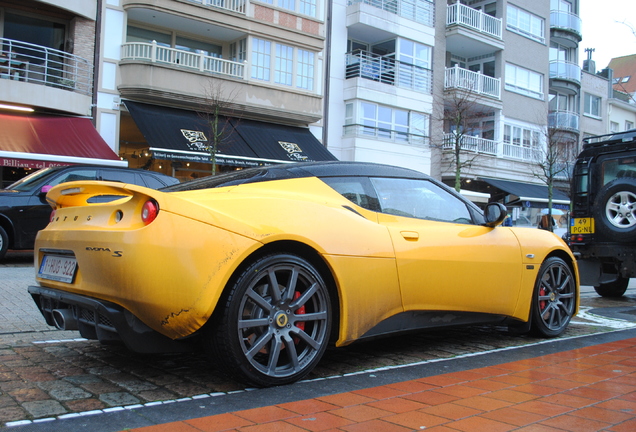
[49,209,56,222]
[141,200,159,225]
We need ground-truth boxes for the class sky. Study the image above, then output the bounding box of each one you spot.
[579,0,636,69]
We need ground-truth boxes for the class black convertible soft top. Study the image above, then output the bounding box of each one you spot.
[163,161,430,192]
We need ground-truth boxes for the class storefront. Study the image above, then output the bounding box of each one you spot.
[0,113,126,187]
[479,177,571,235]
[121,101,337,182]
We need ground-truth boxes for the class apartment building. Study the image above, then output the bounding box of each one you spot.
[0,0,125,187]
[325,0,579,228]
[96,0,335,181]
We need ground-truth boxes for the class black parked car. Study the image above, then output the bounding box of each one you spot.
[569,129,636,297]
[0,165,179,260]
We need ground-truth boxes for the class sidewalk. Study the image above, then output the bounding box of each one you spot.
[125,335,636,432]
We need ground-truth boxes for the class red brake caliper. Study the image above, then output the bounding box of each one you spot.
[539,286,547,311]
[293,291,306,344]
[294,291,306,331]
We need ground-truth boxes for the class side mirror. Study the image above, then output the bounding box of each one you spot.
[40,185,52,195]
[484,202,507,227]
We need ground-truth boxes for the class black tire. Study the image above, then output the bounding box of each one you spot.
[207,253,332,387]
[0,226,8,261]
[594,276,629,298]
[531,257,576,338]
[593,178,636,242]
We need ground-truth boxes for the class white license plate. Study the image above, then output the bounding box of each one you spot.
[38,255,78,284]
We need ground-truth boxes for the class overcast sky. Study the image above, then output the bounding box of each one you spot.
[579,0,636,69]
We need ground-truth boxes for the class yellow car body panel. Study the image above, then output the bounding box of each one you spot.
[377,213,524,317]
[34,174,578,347]
[37,178,402,341]
[509,229,580,320]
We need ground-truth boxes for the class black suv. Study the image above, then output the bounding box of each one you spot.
[0,165,179,260]
[569,129,636,297]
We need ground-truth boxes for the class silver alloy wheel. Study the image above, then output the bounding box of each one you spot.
[536,258,576,334]
[605,190,636,229]
[237,260,329,380]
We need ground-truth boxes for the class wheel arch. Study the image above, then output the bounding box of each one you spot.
[536,249,580,317]
[212,239,341,345]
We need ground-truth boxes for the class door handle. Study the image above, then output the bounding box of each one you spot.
[400,231,419,240]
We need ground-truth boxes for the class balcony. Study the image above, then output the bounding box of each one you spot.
[184,0,246,14]
[447,3,502,38]
[442,133,498,155]
[548,110,580,132]
[503,144,541,161]
[549,60,581,93]
[446,3,503,58]
[347,0,435,27]
[444,66,500,100]
[345,50,432,94]
[550,10,582,46]
[0,38,92,95]
[121,42,245,79]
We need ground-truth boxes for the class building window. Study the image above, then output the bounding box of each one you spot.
[344,101,429,144]
[507,4,545,43]
[626,121,634,131]
[297,49,314,90]
[256,0,317,17]
[583,93,601,118]
[230,39,247,62]
[251,37,316,91]
[300,0,317,16]
[251,38,271,81]
[610,122,619,133]
[505,63,543,99]
[275,43,293,85]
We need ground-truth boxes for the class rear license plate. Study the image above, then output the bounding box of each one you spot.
[38,255,78,284]
[571,217,595,234]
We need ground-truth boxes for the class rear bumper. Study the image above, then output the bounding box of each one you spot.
[28,285,196,353]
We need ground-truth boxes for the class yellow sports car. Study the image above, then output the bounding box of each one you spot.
[29,162,578,387]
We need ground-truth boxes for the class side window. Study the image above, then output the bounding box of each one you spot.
[48,169,99,186]
[370,177,473,224]
[320,177,381,211]
[142,174,165,189]
[101,170,136,184]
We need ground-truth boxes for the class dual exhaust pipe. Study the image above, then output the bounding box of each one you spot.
[51,308,79,331]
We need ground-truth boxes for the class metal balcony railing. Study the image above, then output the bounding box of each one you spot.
[442,133,498,155]
[185,0,246,14]
[444,66,501,99]
[347,0,435,27]
[345,50,432,93]
[550,60,581,84]
[548,110,580,131]
[503,144,542,161]
[446,3,502,39]
[121,42,245,79]
[550,10,582,38]
[0,38,93,95]
[344,123,428,145]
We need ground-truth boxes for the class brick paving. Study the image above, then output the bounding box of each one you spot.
[127,338,636,432]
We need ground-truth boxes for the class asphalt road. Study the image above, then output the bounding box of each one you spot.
[1,250,636,429]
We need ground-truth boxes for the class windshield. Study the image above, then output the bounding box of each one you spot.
[3,168,56,192]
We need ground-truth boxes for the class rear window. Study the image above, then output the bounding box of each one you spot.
[601,157,636,186]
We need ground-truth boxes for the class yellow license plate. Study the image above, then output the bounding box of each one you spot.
[571,217,594,234]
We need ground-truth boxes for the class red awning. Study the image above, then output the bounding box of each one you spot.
[0,113,127,168]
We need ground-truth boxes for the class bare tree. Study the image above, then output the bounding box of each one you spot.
[532,118,578,231]
[199,81,240,176]
[435,75,490,191]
